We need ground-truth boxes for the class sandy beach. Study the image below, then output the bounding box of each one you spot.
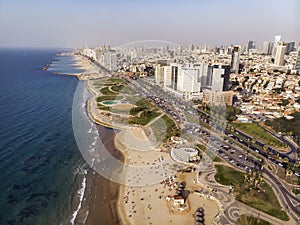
[115,135,220,225]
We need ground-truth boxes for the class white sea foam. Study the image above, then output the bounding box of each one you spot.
[88,128,92,133]
[90,158,95,167]
[70,170,87,225]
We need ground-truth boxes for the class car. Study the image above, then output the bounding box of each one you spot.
[295,172,300,177]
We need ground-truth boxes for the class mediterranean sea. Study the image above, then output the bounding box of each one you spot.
[0,48,87,225]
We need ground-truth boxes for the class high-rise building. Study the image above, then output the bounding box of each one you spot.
[211,65,230,92]
[231,45,240,73]
[163,66,172,88]
[263,41,269,54]
[247,41,255,52]
[98,50,118,71]
[268,43,274,55]
[285,42,295,55]
[295,51,300,73]
[274,42,286,66]
[272,35,282,56]
[155,65,165,85]
[189,44,195,51]
[170,63,180,90]
[177,65,201,100]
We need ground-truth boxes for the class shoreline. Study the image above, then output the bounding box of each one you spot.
[83,126,124,225]
[68,55,126,225]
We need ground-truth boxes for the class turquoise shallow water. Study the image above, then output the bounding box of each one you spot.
[0,49,87,225]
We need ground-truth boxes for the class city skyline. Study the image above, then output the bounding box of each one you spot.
[0,0,299,48]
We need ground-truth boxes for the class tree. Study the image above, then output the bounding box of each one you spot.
[226,105,242,122]
[281,99,290,107]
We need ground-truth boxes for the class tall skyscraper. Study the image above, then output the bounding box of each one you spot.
[263,41,269,54]
[171,63,180,90]
[163,66,172,88]
[285,42,295,55]
[268,43,274,55]
[272,35,282,56]
[155,65,165,85]
[231,45,240,73]
[247,41,255,52]
[211,65,230,92]
[274,42,286,66]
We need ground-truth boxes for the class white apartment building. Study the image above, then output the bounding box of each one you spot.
[274,42,286,66]
[99,51,118,71]
[163,65,172,88]
[231,45,240,73]
[177,65,201,100]
[82,48,97,61]
[155,65,164,85]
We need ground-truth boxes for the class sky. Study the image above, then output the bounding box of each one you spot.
[0,0,299,48]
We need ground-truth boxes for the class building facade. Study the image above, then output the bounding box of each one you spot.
[231,45,240,73]
[274,42,286,66]
[202,90,234,106]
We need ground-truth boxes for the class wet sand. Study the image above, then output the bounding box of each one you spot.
[83,126,124,225]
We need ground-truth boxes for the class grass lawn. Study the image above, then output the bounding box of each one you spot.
[120,86,139,95]
[93,80,105,86]
[293,188,300,195]
[100,87,117,95]
[184,112,199,124]
[129,110,161,126]
[196,144,206,152]
[111,84,125,93]
[231,122,287,149]
[97,106,111,111]
[215,165,289,221]
[149,114,180,142]
[215,165,244,186]
[96,95,123,102]
[236,215,272,225]
[129,98,152,115]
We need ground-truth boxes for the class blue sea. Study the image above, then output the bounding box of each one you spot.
[0,49,89,225]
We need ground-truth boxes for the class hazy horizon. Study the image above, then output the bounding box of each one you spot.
[0,0,299,48]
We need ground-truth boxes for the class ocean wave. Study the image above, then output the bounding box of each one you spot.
[69,170,87,225]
